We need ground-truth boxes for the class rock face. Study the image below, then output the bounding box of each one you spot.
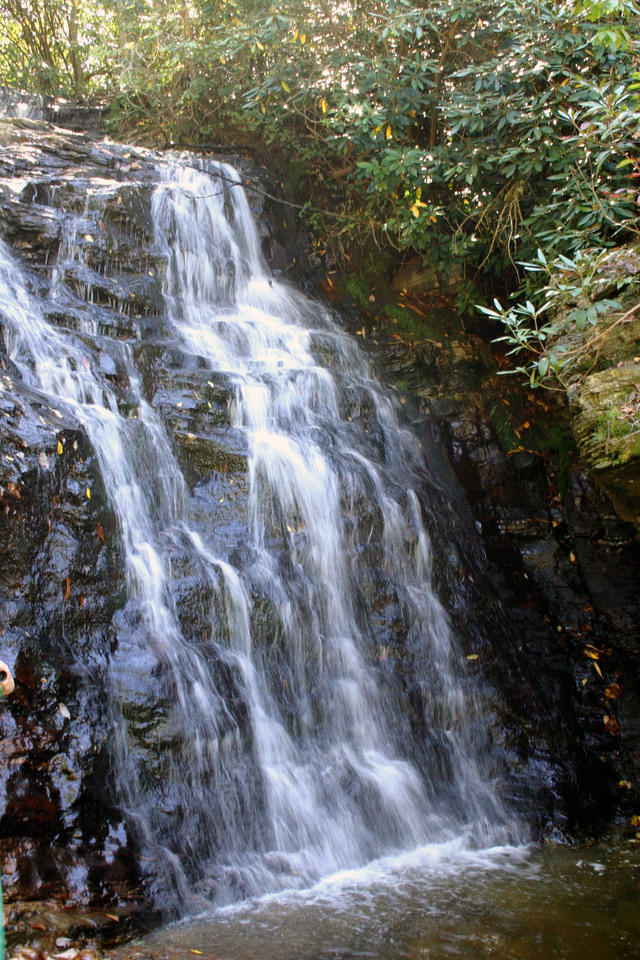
[373,303,640,838]
[0,118,638,949]
[541,271,640,530]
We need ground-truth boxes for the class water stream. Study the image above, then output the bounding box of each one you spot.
[0,152,523,917]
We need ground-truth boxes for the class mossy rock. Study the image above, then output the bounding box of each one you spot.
[568,363,640,525]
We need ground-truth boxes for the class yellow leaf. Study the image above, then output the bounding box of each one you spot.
[465,654,479,661]
[57,440,63,455]
[86,487,91,499]
[261,103,266,114]
[281,80,291,93]
[300,32,306,44]
[631,815,640,827]
[593,661,603,678]
[256,41,264,50]
[320,98,328,114]
[293,27,298,40]
[373,124,383,134]
[386,124,392,139]
[409,109,416,118]
[410,204,420,218]
[416,186,422,200]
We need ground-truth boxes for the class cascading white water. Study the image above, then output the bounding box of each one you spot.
[0,153,522,915]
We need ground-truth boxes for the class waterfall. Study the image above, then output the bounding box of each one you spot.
[0,150,521,915]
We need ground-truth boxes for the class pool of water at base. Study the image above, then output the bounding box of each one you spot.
[127,839,640,960]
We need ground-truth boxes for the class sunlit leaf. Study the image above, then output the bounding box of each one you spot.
[281,80,291,93]
[385,124,392,139]
[58,702,71,720]
[57,440,64,455]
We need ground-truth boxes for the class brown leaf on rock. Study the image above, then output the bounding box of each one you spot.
[604,714,619,735]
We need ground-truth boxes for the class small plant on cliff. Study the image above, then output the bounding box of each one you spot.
[483,246,637,388]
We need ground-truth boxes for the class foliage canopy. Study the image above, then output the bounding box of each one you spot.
[1,0,640,331]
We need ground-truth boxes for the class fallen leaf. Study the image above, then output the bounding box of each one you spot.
[465,654,479,660]
[631,814,640,827]
[86,487,91,499]
[593,661,603,678]
[604,714,619,734]
[64,577,71,601]
[39,451,50,469]
[106,914,119,922]
[28,921,46,931]
[96,523,105,542]
[59,703,71,720]
[57,440,64,455]
[190,952,203,956]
